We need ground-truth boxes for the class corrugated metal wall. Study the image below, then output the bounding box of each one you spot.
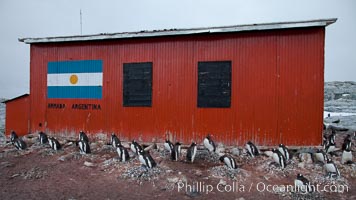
[5,96,30,136]
[29,27,325,146]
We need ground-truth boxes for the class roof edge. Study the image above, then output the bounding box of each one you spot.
[19,18,337,44]
[2,94,29,104]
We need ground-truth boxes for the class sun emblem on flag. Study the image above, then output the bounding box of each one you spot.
[70,74,78,85]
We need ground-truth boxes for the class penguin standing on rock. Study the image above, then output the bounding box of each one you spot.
[245,141,259,158]
[313,149,328,164]
[219,155,237,169]
[342,135,352,151]
[341,144,353,164]
[130,140,143,155]
[187,142,197,163]
[278,144,290,161]
[39,131,48,145]
[111,133,121,148]
[294,174,312,193]
[272,148,286,168]
[10,131,18,144]
[48,137,61,151]
[324,158,340,178]
[164,139,174,153]
[78,139,91,154]
[79,131,89,143]
[14,138,27,150]
[117,144,130,162]
[138,149,156,169]
[203,135,216,153]
[171,142,181,161]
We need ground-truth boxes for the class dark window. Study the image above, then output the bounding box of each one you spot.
[198,61,231,108]
[123,62,152,107]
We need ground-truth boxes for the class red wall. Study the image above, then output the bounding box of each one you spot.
[5,95,30,136]
[29,27,325,146]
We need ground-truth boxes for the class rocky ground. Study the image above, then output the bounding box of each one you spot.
[0,131,355,200]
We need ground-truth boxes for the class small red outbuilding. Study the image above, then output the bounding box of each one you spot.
[3,94,30,136]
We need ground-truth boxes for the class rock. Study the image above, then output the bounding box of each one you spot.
[231,148,240,156]
[299,153,313,164]
[264,151,273,157]
[84,161,95,167]
[236,198,245,200]
[219,179,227,186]
[195,170,203,176]
[167,177,179,183]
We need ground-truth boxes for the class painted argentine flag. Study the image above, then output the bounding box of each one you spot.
[47,60,103,99]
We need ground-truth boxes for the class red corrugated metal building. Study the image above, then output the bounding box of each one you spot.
[14,19,336,146]
[3,94,30,136]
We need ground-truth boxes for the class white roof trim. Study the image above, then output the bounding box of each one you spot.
[19,18,337,44]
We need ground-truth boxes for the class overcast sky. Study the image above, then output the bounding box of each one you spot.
[0,0,355,99]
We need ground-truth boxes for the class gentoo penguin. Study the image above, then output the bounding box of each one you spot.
[325,139,336,154]
[294,174,312,193]
[187,142,197,163]
[116,144,130,162]
[342,135,352,151]
[272,148,286,168]
[313,149,328,164]
[10,131,18,144]
[138,149,156,169]
[111,133,121,148]
[171,142,181,161]
[322,135,328,150]
[353,131,356,140]
[203,135,216,153]
[164,139,174,153]
[13,138,27,150]
[329,131,336,144]
[278,144,290,161]
[130,140,143,155]
[324,158,340,178]
[341,145,353,164]
[48,137,61,151]
[39,131,48,145]
[219,155,237,169]
[245,141,259,158]
[78,139,91,154]
[79,131,89,143]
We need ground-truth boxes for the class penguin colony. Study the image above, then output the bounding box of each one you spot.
[7,130,354,189]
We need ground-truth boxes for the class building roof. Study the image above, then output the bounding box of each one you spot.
[19,18,337,44]
[2,94,29,104]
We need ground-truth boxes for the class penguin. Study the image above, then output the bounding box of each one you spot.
[171,142,181,161]
[111,133,121,148]
[78,139,91,154]
[341,145,353,164]
[342,135,352,151]
[219,155,237,169]
[130,140,143,155]
[329,131,336,144]
[164,139,174,153]
[278,144,290,161]
[325,140,336,154]
[294,174,312,193]
[353,131,356,140]
[322,135,328,150]
[203,135,216,153]
[324,158,340,178]
[48,137,61,151]
[313,149,328,164]
[272,148,286,168]
[138,149,156,169]
[79,131,89,143]
[187,142,197,163]
[39,131,48,145]
[13,138,27,150]
[116,144,130,162]
[245,141,259,158]
[10,131,18,144]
